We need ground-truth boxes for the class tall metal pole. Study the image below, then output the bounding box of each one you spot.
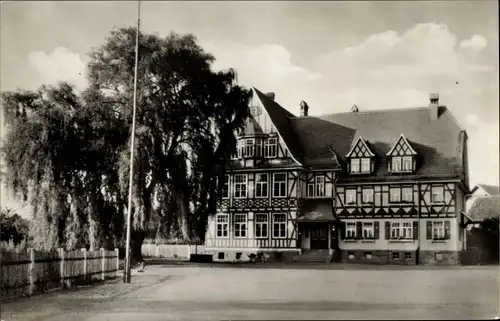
[124,0,141,284]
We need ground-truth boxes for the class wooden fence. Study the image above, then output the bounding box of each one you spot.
[1,248,119,299]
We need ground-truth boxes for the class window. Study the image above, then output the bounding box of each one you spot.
[307,183,314,197]
[390,222,400,239]
[255,173,268,198]
[346,189,357,205]
[362,188,374,204]
[365,252,372,260]
[402,187,413,202]
[244,139,255,157]
[392,252,400,260]
[273,173,287,198]
[233,214,247,238]
[264,138,277,158]
[362,222,374,239]
[402,221,412,239]
[351,159,360,173]
[346,222,357,238]
[255,214,268,238]
[272,213,286,238]
[404,252,412,259]
[236,140,243,158]
[390,187,401,203]
[348,252,355,260]
[361,158,371,173]
[255,139,263,157]
[390,221,413,239]
[431,186,444,203]
[222,175,229,199]
[234,174,247,199]
[216,214,229,238]
[402,156,413,171]
[392,157,401,172]
[315,176,325,197]
[432,221,445,239]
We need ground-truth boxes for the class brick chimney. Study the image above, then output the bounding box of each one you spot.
[300,101,309,116]
[429,93,439,121]
[265,92,275,101]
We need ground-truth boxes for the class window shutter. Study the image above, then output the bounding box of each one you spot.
[341,221,346,239]
[356,221,362,239]
[426,221,432,240]
[385,221,390,239]
[445,220,451,239]
[374,221,380,239]
[413,221,419,240]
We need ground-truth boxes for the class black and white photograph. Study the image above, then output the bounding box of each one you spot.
[0,1,499,320]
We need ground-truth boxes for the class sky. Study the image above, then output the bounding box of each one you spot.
[1,1,498,218]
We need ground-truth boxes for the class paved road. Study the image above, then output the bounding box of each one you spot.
[1,264,499,320]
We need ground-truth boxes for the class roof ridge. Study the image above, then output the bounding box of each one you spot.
[290,107,429,119]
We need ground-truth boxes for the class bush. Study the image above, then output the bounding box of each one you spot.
[0,238,28,252]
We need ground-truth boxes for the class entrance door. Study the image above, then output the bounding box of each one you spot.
[310,224,329,249]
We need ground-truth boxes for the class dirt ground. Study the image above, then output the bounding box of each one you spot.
[1,263,499,320]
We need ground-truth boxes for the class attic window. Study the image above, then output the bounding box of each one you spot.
[345,137,375,175]
[386,134,417,173]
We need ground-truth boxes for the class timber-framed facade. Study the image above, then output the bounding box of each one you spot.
[204,88,470,265]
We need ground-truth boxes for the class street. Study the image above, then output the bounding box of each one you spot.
[1,263,499,320]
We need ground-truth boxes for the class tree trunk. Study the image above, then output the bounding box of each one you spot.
[130,229,146,264]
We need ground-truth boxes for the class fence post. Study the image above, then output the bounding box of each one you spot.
[58,248,65,289]
[100,248,105,281]
[81,248,87,281]
[187,244,191,261]
[114,248,119,278]
[28,248,35,295]
[155,244,159,258]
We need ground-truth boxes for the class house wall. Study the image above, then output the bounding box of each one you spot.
[335,181,463,265]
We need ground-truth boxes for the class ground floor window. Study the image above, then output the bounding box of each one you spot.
[255,213,268,238]
[346,222,357,238]
[432,221,445,239]
[216,214,229,238]
[390,221,413,239]
[362,222,374,239]
[390,222,400,239]
[233,214,247,238]
[272,213,287,238]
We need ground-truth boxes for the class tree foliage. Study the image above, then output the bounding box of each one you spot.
[0,208,29,244]
[1,27,250,256]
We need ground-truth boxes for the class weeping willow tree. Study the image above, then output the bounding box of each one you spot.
[2,26,250,257]
[88,27,251,256]
[1,83,127,250]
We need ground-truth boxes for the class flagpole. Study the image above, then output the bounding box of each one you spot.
[124,0,141,284]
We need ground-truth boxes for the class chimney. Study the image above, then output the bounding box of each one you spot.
[429,93,439,121]
[300,101,309,116]
[351,104,359,113]
[265,92,275,101]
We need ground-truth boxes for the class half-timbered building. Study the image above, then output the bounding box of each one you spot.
[204,88,469,265]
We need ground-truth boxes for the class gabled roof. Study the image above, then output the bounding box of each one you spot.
[471,184,500,196]
[345,136,376,158]
[467,196,500,222]
[251,88,304,167]
[386,133,418,156]
[289,107,465,179]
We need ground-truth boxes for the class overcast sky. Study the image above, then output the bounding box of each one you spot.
[1,1,498,217]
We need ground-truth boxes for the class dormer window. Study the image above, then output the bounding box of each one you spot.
[386,134,417,173]
[345,137,375,174]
